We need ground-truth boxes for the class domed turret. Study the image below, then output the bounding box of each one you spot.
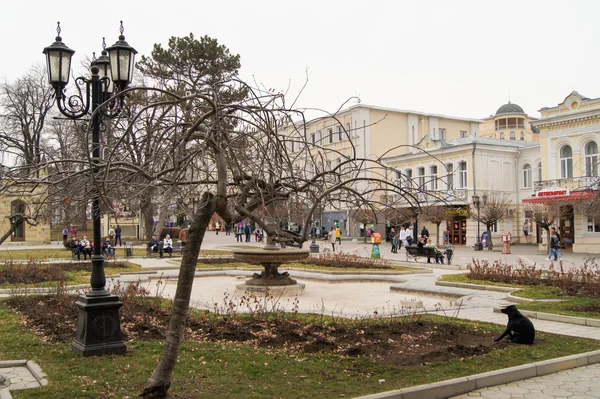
[495,102,524,115]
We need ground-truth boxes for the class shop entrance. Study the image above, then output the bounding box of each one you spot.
[447,217,467,245]
[559,205,574,250]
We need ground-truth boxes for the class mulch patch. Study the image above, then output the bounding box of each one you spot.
[569,303,600,313]
[4,294,507,367]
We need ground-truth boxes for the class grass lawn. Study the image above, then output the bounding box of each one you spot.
[1,304,600,399]
[439,273,600,319]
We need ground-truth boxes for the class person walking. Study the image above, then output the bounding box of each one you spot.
[399,227,406,249]
[523,222,531,244]
[406,226,414,246]
[548,228,561,261]
[244,223,252,242]
[115,225,122,246]
[335,225,342,245]
[391,231,399,253]
[61,227,69,244]
[420,226,429,240]
[179,228,188,247]
[328,227,337,252]
[215,220,221,235]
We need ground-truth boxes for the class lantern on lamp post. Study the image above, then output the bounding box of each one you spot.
[43,21,137,356]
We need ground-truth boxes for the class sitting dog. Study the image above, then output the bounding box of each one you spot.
[494,304,535,344]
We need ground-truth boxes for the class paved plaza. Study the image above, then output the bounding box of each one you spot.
[1,234,599,398]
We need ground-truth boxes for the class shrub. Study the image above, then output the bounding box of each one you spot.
[0,259,66,285]
[467,258,600,298]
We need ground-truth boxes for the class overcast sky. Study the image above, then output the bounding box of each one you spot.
[3,0,599,120]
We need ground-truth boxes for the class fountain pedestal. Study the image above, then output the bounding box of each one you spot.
[232,246,309,295]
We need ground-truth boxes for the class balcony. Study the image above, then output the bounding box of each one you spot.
[387,188,469,206]
[534,176,599,192]
[495,124,525,131]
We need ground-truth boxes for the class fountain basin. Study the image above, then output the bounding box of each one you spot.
[232,247,309,287]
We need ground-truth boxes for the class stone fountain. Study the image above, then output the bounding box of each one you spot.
[232,232,309,295]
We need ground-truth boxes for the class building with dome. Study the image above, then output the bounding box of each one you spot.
[479,101,539,142]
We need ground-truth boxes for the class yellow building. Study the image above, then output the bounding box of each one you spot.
[0,187,51,244]
[383,135,539,246]
[285,104,481,235]
[479,102,539,142]
[525,91,600,253]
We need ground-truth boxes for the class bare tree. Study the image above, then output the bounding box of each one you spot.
[422,204,447,245]
[474,192,511,251]
[0,64,55,176]
[526,203,569,256]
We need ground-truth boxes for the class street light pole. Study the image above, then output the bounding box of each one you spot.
[472,195,482,251]
[43,22,137,356]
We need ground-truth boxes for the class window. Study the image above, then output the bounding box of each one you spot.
[11,201,26,241]
[588,217,600,233]
[445,163,454,190]
[317,131,322,144]
[537,162,542,183]
[403,169,413,189]
[346,122,351,137]
[584,141,598,177]
[500,133,505,140]
[458,161,467,188]
[429,165,438,190]
[418,167,425,189]
[328,128,333,144]
[520,132,525,141]
[523,164,532,188]
[338,125,343,141]
[510,131,516,140]
[439,128,446,141]
[311,133,315,145]
[460,130,467,138]
[560,145,573,178]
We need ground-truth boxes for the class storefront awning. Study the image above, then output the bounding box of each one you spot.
[522,190,598,204]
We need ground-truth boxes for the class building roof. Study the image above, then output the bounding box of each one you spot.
[495,102,525,115]
[445,135,538,149]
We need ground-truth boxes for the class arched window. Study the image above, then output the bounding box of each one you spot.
[500,133,505,140]
[523,164,532,188]
[429,165,438,190]
[560,145,573,178]
[536,162,542,183]
[11,200,26,241]
[510,131,516,140]
[458,161,467,188]
[403,169,413,189]
[585,141,598,177]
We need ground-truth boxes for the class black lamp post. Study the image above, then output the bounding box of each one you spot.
[472,195,482,251]
[43,21,137,356]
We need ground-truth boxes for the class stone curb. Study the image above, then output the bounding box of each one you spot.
[492,307,600,327]
[0,284,88,295]
[353,349,600,399]
[0,360,48,399]
[436,280,516,293]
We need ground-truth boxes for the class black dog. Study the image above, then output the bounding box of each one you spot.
[494,305,535,344]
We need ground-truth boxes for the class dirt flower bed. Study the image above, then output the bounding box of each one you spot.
[4,283,507,366]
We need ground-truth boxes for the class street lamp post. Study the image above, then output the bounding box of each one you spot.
[43,21,137,356]
[472,195,482,251]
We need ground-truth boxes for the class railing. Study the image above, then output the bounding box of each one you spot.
[533,176,599,192]
[495,124,525,131]
[388,188,469,206]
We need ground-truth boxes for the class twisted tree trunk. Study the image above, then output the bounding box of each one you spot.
[141,192,216,399]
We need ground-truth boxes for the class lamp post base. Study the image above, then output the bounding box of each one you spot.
[72,294,127,357]
[473,242,483,251]
[309,240,320,253]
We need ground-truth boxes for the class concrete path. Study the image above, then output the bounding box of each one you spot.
[2,234,600,399]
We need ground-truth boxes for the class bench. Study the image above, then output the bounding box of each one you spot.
[146,241,184,258]
[405,245,445,264]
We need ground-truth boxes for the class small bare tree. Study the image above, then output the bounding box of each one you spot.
[421,204,447,245]
[474,192,511,251]
[526,203,569,256]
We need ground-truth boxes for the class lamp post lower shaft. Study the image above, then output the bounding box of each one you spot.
[72,72,126,356]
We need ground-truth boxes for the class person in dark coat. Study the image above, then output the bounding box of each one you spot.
[420,226,429,239]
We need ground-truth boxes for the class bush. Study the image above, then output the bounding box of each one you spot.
[0,259,66,285]
[467,258,600,298]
